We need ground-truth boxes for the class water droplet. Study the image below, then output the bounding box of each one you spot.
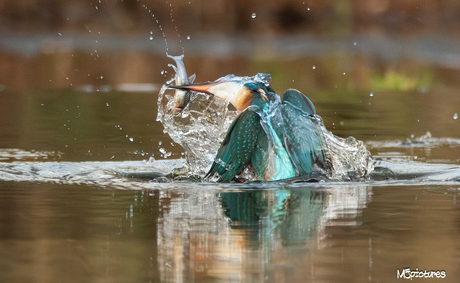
[158,141,162,145]
[454,113,458,120]
[251,13,256,19]
[353,41,357,46]
[150,31,153,35]
[312,65,316,70]
[343,72,346,75]
[187,35,191,40]
[149,36,153,40]
[58,32,61,36]
[129,137,134,142]
[100,75,103,79]
[307,7,310,11]
[159,148,171,158]
[369,92,373,97]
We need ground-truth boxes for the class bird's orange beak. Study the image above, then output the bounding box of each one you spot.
[168,80,247,110]
[167,82,218,95]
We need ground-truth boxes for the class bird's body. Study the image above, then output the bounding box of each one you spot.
[252,98,296,181]
[169,73,332,182]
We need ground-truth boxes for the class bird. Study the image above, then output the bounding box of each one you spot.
[168,73,332,182]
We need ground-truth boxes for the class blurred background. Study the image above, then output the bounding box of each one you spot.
[1,0,460,161]
[2,3,460,283]
[2,0,460,88]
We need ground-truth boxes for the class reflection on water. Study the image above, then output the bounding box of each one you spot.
[0,181,371,283]
[156,185,370,282]
[2,182,459,282]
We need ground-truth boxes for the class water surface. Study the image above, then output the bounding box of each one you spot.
[1,35,460,282]
[1,181,459,282]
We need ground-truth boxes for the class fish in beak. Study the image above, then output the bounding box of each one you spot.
[168,80,257,111]
[166,54,196,113]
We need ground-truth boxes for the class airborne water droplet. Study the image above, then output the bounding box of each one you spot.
[369,92,374,97]
[454,113,458,120]
[187,35,191,40]
[312,65,316,69]
[251,13,256,18]
[150,36,153,40]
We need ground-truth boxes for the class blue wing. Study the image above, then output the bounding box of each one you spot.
[206,108,262,182]
[281,89,332,175]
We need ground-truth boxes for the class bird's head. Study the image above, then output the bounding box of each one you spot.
[168,74,274,111]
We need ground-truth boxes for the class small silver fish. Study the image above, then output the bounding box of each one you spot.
[167,54,196,113]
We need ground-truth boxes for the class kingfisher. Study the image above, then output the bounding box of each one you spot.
[169,73,332,182]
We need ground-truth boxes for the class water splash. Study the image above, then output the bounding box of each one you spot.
[322,127,374,181]
[157,62,373,180]
[157,78,238,175]
[157,70,275,175]
[141,4,170,52]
